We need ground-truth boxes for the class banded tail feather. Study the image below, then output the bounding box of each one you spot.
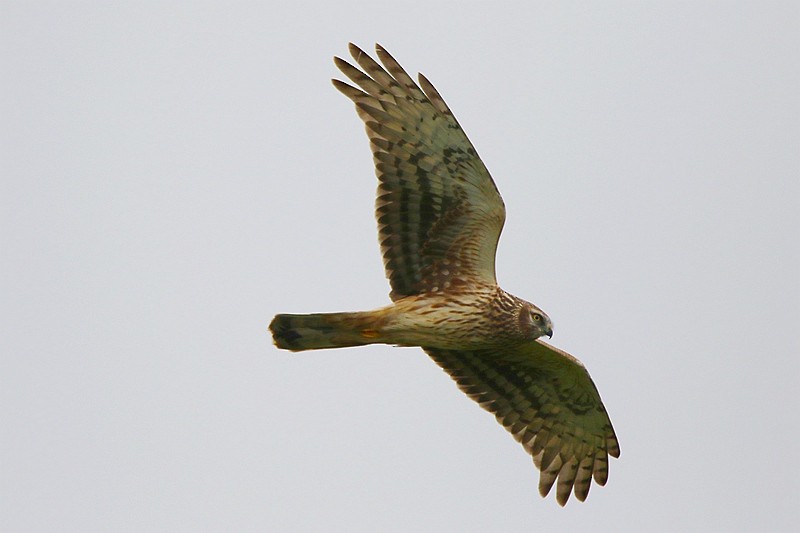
[269,312,381,352]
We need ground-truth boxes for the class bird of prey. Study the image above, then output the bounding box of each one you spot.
[270,43,619,506]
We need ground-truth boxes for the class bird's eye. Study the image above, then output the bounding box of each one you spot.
[531,313,542,322]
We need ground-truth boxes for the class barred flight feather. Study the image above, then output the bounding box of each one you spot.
[425,339,619,506]
[333,43,505,301]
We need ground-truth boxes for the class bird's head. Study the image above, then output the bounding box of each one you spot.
[518,303,553,340]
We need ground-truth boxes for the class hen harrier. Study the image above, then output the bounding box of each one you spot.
[270,44,619,505]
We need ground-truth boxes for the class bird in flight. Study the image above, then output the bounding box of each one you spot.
[270,43,619,506]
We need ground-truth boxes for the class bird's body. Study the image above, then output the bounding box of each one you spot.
[270,43,619,506]
[272,286,539,351]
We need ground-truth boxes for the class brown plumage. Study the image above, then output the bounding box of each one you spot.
[269,43,619,506]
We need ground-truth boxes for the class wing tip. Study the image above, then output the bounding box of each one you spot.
[347,42,363,59]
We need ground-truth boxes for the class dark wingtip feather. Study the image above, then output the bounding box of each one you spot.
[331,78,361,99]
[609,437,621,458]
[374,43,393,63]
[333,56,349,70]
[348,42,367,62]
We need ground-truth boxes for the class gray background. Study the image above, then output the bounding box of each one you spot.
[3,2,798,531]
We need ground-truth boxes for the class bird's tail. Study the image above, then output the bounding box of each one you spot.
[269,311,383,352]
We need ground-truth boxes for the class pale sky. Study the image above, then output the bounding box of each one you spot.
[2,2,798,532]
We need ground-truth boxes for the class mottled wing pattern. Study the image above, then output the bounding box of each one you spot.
[425,340,620,506]
[333,44,506,301]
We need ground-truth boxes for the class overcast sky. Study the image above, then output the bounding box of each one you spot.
[2,2,798,532]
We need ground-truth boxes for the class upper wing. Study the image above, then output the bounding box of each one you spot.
[424,340,620,506]
[333,44,506,301]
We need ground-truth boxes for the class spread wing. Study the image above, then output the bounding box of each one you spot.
[333,44,506,301]
[425,341,620,506]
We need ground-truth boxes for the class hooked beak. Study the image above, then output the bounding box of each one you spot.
[545,327,553,339]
